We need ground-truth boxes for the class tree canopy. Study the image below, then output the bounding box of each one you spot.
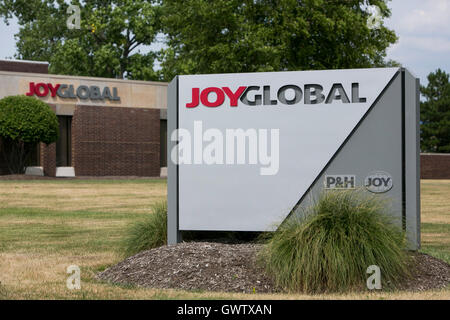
[420,69,450,153]
[0,0,398,81]
[0,0,160,80]
[159,0,398,81]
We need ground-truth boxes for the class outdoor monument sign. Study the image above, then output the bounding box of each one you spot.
[167,68,420,249]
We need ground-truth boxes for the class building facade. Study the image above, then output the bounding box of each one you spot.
[420,153,450,179]
[0,59,167,177]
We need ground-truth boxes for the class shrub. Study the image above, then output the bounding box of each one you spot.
[0,95,59,173]
[122,201,167,257]
[259,189,412,293]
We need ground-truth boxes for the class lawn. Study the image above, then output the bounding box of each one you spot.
[0,179,448,300]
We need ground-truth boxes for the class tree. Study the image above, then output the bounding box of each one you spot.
[0,0,161,80]
[1,1,398,81]
[159,0,398,80]
[420,69,450,153]
[0,96,59,174]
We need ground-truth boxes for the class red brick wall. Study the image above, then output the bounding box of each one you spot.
[72,105,160,176]
[0,60,48,74]
[421,153,450,179]
[35,104,57,177]
[40,142,56,177]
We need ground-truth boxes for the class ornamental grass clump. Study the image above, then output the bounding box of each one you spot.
[123,201,167,257]
[259,189,412,293]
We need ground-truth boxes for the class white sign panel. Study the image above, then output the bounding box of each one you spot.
[175,68,399,231]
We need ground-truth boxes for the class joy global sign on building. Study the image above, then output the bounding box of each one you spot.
[167,68,420,249]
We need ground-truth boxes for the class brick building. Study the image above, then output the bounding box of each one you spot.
[0,59,167,177]
[420,153,450,179]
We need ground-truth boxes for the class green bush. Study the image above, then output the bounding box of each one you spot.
[0,95,59,173]
[122,201,167,257]
[259,189,412,293]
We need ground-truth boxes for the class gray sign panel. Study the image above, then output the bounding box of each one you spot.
[167,67,420,249]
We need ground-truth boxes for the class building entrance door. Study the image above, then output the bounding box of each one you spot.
[56,116,72,167]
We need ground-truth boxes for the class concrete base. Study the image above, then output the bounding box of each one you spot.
[160,167,167,178]
[56,167,76,177]
[25,166,44,176]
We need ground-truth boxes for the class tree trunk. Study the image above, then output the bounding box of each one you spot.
[1,138,35,174]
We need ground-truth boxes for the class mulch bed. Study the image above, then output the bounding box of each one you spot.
[97,242,450,294]
[98,242,276,294]
[398,252,450,291]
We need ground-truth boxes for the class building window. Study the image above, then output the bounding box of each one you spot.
[56,116,72,167]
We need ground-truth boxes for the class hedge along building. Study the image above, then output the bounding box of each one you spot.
[0,59,168,177]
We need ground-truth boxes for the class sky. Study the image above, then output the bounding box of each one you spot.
[0,0,449,86]
[384,0,450,85]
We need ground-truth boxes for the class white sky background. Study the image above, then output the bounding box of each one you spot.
[384,0,450,85]
[0,0,449,85]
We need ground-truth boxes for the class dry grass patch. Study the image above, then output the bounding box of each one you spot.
[1,251,448,300]
[421,180,450,224]
[0,180,166,214]
[0,179,448,300]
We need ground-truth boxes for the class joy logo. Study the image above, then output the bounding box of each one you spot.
[364,171,393,193]
[25,82,120,101]
[185,83,367,108]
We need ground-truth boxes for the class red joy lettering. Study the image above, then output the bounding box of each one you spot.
[200,87,225,107]
[222,86,247,107]
[47,83,61,97]
[186,88,200,108]
[34,83,49,97]
[26,82,35,96]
